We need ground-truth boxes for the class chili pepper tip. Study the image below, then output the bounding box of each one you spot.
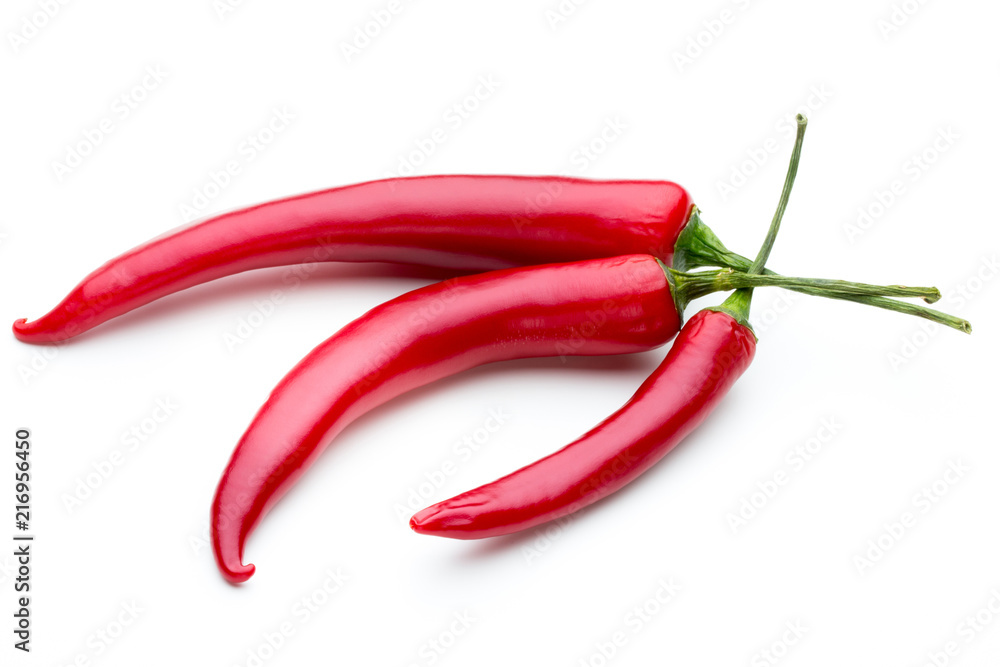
[409,508,434,533]
[409,506,461,537]
[12,318,49,343]
[217,560,256,585]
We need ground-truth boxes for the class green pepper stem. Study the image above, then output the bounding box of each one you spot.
[668,113,970,334]
[749,116,808,275]
[672,214,971,334]
[672,268,940,303]
[798,289,971,333]
[711,114,808,326]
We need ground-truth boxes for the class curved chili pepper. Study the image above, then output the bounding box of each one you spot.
[409,308,755,538]
[212,254,682,583]
[12,176,692,343]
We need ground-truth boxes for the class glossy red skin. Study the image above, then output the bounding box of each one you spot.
[12,175,690,343]
[211,255,680,583]
[409,309,756,540]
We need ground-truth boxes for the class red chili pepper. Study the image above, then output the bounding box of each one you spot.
[212,254,683,584]
[14,173,966,343]
[12,176,694,343]
[409,308,755,539]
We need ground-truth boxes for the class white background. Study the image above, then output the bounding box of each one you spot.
[2,1,999,665]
